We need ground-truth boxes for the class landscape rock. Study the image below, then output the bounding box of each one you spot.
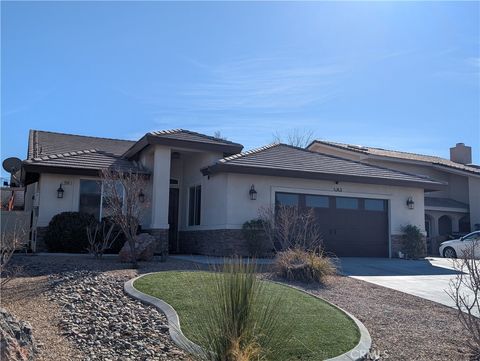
[0,307,36,361]
[48,271,188,360]
[118,233,156,263]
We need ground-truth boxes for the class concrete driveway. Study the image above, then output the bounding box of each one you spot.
[338,257,477,315]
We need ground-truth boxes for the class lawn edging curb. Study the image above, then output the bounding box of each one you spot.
[124,272,371,361]
[124,272,202,355]
[269,280,372,361]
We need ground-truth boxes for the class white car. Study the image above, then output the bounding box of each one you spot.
[439,231,480,259]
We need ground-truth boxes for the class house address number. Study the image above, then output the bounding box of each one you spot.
[333,186,342,192]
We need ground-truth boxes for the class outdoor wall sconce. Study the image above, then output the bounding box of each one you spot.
[57,184,64,199]
[406,197,414,209]
[138,190,145,203]
[249,185,257,200]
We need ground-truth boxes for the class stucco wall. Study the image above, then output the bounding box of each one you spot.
[37,173,80,227]
[36,173,153,228]
[179,151,226,230]
[469,177,480,229]
[200,172,426,236]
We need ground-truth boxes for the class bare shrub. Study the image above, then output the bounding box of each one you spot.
[258,205,322,251]
[100,168,149,267]
[447,240,480,360]
[1,221,27,287]
[86,221,121,259]
[274,248,336,284]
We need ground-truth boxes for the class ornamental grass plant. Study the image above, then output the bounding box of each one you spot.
[184,258,291,361]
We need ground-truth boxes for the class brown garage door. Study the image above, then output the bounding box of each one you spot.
[275,192,389,257]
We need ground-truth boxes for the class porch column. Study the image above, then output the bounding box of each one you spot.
[430,214,439,237]
[451,215,461,233]
[150,145,171,256]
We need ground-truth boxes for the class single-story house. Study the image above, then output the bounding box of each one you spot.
[23,129,447,258]
[308,140,480,251]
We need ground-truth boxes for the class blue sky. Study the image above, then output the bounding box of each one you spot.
[1,1,479,179]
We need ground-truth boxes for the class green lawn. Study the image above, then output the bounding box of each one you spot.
[134,271,360,361]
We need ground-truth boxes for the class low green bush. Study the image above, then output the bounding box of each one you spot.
[44,212,98,253]
[242,219,273,257]
[274,248,336,284]
[401,224,426,259]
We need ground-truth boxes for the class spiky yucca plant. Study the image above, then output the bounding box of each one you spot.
[185,258,290,361]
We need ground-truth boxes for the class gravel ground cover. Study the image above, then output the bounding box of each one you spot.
[1,254,472,361]
[2,255,200,361]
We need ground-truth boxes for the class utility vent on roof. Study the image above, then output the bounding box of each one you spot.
[347,145,368,151]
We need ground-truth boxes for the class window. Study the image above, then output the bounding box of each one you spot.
[305,195,329,209]
[188,185,201,226]
[364,199,386,211]
[79,180,102,219]
[79,179,124,220]
[336,197,359,210]
[275,193,299,207]
[101,181,124,219]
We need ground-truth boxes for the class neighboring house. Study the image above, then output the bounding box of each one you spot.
[22,129,446,258]
[308,140,480,250]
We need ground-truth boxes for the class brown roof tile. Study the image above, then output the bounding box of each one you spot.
[25,130,145,173]
[310,140,480,175]
[204,143,445,190]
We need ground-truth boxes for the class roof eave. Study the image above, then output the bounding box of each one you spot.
[123,134,243,159]
[203,164,447,191]
[23,162,150,177]
[122,135,150,159]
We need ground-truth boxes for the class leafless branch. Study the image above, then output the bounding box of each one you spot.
[272,128,314,148]
[100,168,149,267]
[1,220,27,287]
[447,240,480,360]
[258,205,322,251]
[86,221,121,259]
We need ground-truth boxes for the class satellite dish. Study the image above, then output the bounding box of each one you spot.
[2,157,22,175]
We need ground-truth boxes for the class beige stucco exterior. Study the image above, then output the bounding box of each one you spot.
[26,142,432,258]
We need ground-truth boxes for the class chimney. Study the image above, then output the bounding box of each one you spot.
[450,143,472,164]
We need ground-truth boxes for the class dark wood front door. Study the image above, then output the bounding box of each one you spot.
[168,188,180,253]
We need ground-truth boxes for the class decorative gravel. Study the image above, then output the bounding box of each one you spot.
[49,271,189,361]
[2,255,199,361]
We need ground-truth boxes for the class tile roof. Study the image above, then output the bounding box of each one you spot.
[310,140,480,175]
[25,130,145,173]
[425,197,469,210]
[122,129,244,158]
[205,143,445,189]
[148,129,243,148]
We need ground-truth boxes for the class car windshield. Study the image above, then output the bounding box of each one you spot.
[463,232,480,241]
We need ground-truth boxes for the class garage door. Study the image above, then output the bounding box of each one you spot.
[275,192,389,257]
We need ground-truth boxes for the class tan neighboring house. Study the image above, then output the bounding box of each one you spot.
[308,140,480,252]
[22,129,446,258]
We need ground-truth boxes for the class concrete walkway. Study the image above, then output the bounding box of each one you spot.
[169,254,274,265]
[338,257,477,315]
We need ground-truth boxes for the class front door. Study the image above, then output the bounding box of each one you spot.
[168,188,180,253]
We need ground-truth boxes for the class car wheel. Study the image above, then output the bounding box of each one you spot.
[443,247,457,259]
